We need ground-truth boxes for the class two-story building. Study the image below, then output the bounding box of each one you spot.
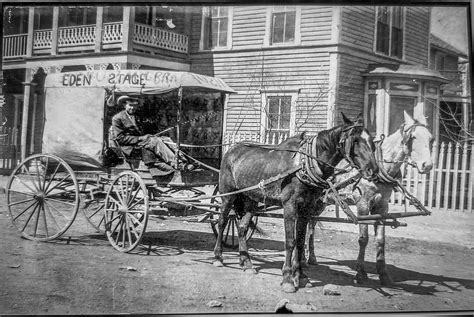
[1,5,460,170]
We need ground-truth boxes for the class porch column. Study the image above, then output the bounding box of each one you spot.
[122,6,135,52]
[95,7,104,53]
[26,7,35,57]
[21,70,35,161]
[51,7,59,55]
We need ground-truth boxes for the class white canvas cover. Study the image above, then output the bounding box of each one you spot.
[44,70,236,94]
[42,87,105,168]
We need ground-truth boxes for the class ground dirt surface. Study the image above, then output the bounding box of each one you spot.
[1,188,474,315]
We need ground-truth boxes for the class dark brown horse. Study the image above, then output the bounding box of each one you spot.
[213,113,379,293]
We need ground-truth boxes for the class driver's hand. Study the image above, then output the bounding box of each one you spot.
[138,134,151,141]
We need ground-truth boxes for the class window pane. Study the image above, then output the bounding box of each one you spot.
[367,94,377,134]
[280,114,290,129]
[34,7,53,30]
[272,12,285,43]
[392,7,402,28]
[219,28,228,46]
[376,21,390,54]
[104,6,123,23]
[389,96,415,134]
[424,98,437,133]
[377,6,389,23]
[268,97,280,113]
[284,12,296,42]
[391,27,403,58]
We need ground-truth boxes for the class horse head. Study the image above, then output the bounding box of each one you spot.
[339,113,378,181]
[400,111,433,174]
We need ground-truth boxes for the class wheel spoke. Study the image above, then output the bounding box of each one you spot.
[125,215,133,247]
[8,197,36,207]
[21,202,39,232]
[33,158,44,191]
[8,189,37,197]
[43,200,72,222]
[33,201,42,237]
[43,202,61,231]
[44,173,72,196]
[12,200,37,221]
[12,175,38,196]
[43,162,61,193]
[128,197,145,211]
[128,186,141,208]
[41,156,50,191]
[44,196,76,207]
[23,161,41,193]
[113,186,125,207]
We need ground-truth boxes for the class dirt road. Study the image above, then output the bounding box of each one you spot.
[1,192,473,314]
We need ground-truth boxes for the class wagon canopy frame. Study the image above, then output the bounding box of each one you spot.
[41,70,236,170]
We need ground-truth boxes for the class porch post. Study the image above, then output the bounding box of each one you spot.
[20,70,34,161]
[122,6,135,52]
[51,7,59,55]
[26,7,35,57]
[95,7,104,53]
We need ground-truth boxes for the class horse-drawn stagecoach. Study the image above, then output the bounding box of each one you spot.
[6,69,433,292]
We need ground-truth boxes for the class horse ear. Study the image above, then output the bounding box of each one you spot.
[403,111,415,128]
[341,112,353,125]
[414,113,429,126]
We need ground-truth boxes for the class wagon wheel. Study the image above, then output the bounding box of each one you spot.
[209,186,258,249]
[104,171,149,252]
[81,191,106,234]
[6,154,80,241]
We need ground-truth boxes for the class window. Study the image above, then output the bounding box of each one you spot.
[201,6,230,50]
[59,6,96,27]
[103,6,123,24]
[271,6,296,44]
[389,96,416,134]
[3,7,29,35]
[261,95,296,141]
[375,6,404,59]
[34,7,53,30]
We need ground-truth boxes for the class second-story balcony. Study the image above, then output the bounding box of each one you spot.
[2,5,190,61]
[3,22,189,60]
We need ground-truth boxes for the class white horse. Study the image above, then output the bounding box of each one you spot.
[305,111,433,285]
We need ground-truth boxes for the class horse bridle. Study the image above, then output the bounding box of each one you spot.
[338,124,365,170]
[376,122,429,183]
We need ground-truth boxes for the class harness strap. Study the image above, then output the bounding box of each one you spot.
[155,166,302,202]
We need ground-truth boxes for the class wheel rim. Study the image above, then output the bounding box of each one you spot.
[104,171,148,252]
[6,154,79,241]
[81,192,106,233]
[209,186,258,249]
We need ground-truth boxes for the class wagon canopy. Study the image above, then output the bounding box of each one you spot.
[42,70,235,169]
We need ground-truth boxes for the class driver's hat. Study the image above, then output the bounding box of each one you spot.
[117,95,139,106]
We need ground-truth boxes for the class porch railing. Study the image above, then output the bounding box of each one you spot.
[3,22,188,58]
[2,34,28,58]
[133,23,188,53]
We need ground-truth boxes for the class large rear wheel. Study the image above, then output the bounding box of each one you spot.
[6,154,80,241]
[104,171,149,252]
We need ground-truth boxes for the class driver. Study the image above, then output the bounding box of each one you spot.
[111,95,193,172]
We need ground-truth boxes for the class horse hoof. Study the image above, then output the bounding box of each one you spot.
[281,282,297,293]
[379,275,393,286]
[307,255,318,265]
[244,268,257,274]
[213,260,224,267]
[353,273,369,284]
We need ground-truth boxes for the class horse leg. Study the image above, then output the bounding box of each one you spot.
[354,223,369,284]
[374,224,393,285]
[213,196,234,267]
[238,209,257,274]
[293,214,309,287]
[304,218,318,266]
[281,203,297,293]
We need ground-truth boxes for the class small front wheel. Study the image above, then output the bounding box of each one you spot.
[104,171,149,252]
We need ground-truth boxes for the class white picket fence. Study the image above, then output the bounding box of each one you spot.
[223,131,474,212]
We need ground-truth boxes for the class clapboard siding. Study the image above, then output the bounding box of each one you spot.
[404,7,430,66]
[191,48,331,135]
[340,6,375,51]
[232,6,268,48]
[300,6,333,44]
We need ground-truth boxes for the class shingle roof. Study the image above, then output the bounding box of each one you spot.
[430,34,468,58]
[364,63,450,83]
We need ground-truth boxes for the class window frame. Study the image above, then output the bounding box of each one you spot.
[374,6,405,59]
[260,91,298,139]
[199,6,233,51]
[264,6,301,47]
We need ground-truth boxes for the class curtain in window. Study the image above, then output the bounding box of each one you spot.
[266,96,291,140]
